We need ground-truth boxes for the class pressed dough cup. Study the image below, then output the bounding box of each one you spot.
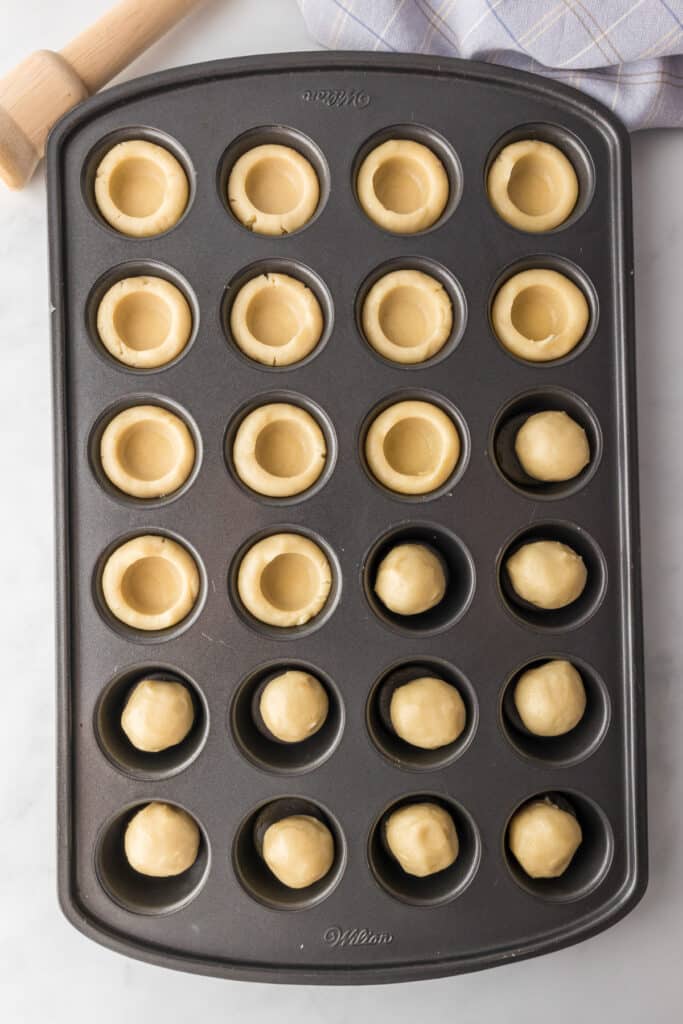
[232,403,326,498]
[365,400,461,495]
[228,143,320,235]
[100,405,195,499]
[491,268,590,362]
[229,273,324,366]
[237,533,332,628]
[94,140,189,237]
[487,140,579,232]
[357,139,449,234]
[362,269,453,364]
[97,276,193,369]
[101,535,200,631]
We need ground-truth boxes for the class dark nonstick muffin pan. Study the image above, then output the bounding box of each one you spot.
[48,52,646,983]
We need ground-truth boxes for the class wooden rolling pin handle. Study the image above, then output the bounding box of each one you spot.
[0,0,203,190]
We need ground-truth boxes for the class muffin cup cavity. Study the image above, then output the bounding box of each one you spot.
[364,523,475,636]
[227,394,335,501]
[368,794,480,905]
[485,124,594,234]
[504,792,614,902]
[87,130,193,238]
[96,801,210,915]
[491,387,602,499]
[361,393,469,499]
[367,658,478,771]
[96,665,208,779]
[354,125,462,235]
[357,258,467,367]
[230,528,340,639]
[231,661,344,774]
[233,797,346,909]
[500,655,610,766]
[219,125,329,236]
[223,259,333,369]
[498,521,607,631]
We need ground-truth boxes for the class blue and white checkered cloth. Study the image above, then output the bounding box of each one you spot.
[297,1,683,129]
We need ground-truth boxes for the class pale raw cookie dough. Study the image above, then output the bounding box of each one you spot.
[100,405,195,499]
[237,532,332,628]
[94,140,189,237]
[390,676,466,749]
[357,139,449,234]
[508,799,582,878]
[506,539,587,610]
[230,273,324,367]
[515,410,590,482]
[487,140,579,233]
[121,678,195,752]
[102,534,200,630]
[232,403,326,498]
[385,802,459,877]
[262,814,334,889]
[514,660,587,737]
[259,670,329,743]
[492,268,589,362]
[375,543,446,616]
[124,801,200,877]
[97,276,193,369]
[228,143,320,235]
[362,269,453,364]
[365,400,460,495]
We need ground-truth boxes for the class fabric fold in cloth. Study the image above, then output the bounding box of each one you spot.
[297,0,683,130]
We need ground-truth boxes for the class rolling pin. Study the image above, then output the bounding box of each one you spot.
[0,0,205,190]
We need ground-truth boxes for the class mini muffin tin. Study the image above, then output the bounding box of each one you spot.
[49,53,646,983]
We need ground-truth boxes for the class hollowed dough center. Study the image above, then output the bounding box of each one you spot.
[260,553,317,612]
[383,418,440,476]
[244,157,303,214]
[254,420,313,478]
[121,556,182,616]
[113,291,171,351]
[373,157,428,214]
[511,285,567,341]
[108,157,166,218]
[507,155,561,217]
[246,291,299,347]
[117,421,177,481]
[378,286,435,347]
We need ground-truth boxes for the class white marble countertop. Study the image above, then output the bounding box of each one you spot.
[0,1,681,1019]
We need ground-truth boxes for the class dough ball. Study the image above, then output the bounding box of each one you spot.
[514,660,587,736]
[390,676,466,749]
[385,802,459,877]
[259,670,329,743]
[375,543,446,616]
[121,678,195,752]
[506,540,587,610]
[508,799,582,878]
[515,411,590,482]
[124,802,200,877]
[262,815,334,889]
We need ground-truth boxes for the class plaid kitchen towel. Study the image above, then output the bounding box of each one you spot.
[297,0,683,129]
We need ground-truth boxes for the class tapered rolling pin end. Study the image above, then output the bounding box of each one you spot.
[0,49,89,189]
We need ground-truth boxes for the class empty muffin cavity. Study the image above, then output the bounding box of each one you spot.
[233,531,338,635]
[230,400,329,498]
[98,404,196,500]
[95,273,194,369]
[233,797,346,909]
[368,794,480,905]
[99,534,202,635]
[363,396,466,497]
[227,267,328,367]
[94,139,189,237]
